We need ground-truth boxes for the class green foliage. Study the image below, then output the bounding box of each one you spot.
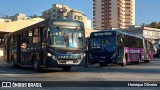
[144,22,160,29]
[29,14,38,18]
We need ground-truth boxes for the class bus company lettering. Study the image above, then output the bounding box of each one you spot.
[11,82,42,87]
[58,55,73,59]
[129,50,140,53]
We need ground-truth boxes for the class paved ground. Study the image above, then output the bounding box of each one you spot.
[0,57,160,89]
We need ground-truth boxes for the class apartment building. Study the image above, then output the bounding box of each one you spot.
[93,0,135,30]
[1,13,29,22]
[12,13,28,21]
[42,4,91,29]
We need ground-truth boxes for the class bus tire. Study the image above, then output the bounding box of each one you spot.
[99,62,107,67]
[62,66,71,71]
[32,57,41,72]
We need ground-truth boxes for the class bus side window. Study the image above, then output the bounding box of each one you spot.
[28,30,33,44]
[21,32,28,48]
[42,26,47,38]
[33,28,39,43]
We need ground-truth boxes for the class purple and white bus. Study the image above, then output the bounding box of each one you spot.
[88,30,150,67]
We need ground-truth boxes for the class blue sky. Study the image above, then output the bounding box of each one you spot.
[0,0,159,25]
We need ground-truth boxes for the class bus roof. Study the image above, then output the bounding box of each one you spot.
[4,19,85,38]
[90,30,144,39]
[4,19,48,38]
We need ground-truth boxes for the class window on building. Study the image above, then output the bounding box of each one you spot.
[74,16,77,20]
[78,16,82,20]
[125,7,131,9]
[150,32,153,36]
[53,10,56,12]
[144,31,147,35]
[155,32,159,37]
[126,14,130,16]
[53,15,56,17]
[125,3,130,5]
[64,16,68,18]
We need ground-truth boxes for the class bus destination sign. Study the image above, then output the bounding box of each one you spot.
[94,32,112,36]
[52,21,80,27]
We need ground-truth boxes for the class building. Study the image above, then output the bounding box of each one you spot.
[1,13,29,22]
[12,13,28,21]
[93,0,135,30]
[0,18,12,22]
[42,4,91,29]
[120,26,160,54]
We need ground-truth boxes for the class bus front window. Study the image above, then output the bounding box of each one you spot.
[49,27,84,48]
[90,35,116,52]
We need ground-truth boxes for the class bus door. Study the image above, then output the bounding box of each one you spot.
[40,26,47,65]
[4,37,9,62]
[16,34,21,64]
[8,37,12,62]
[20,32,28,64]
[117,34,124,61]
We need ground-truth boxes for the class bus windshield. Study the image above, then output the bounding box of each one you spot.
[90,33,116,52]
[48,27,84,48]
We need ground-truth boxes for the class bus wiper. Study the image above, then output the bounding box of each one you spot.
[72,27,77,41]
[70,27,77,48]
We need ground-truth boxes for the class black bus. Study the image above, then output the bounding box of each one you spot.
[4,19,86,72]
[88,30,150,67]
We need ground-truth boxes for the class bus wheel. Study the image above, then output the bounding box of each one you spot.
[32,57,41,72]
[62,66,71,71]
[99,63,107,67]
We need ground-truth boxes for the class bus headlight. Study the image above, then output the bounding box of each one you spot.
[48,53,56,59]
[111,53,116,59]
[47,53,52,57]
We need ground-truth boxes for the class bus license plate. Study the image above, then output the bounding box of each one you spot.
[66,60,73,64]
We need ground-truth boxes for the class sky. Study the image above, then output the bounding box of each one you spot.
[0,0,160,26]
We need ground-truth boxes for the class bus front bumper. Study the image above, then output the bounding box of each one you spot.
[89,56,117,64]
[46,55,86,67]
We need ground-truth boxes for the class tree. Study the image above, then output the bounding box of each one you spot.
[150,22,158,28]
[141,23,148,27]
[29,14,38,18]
